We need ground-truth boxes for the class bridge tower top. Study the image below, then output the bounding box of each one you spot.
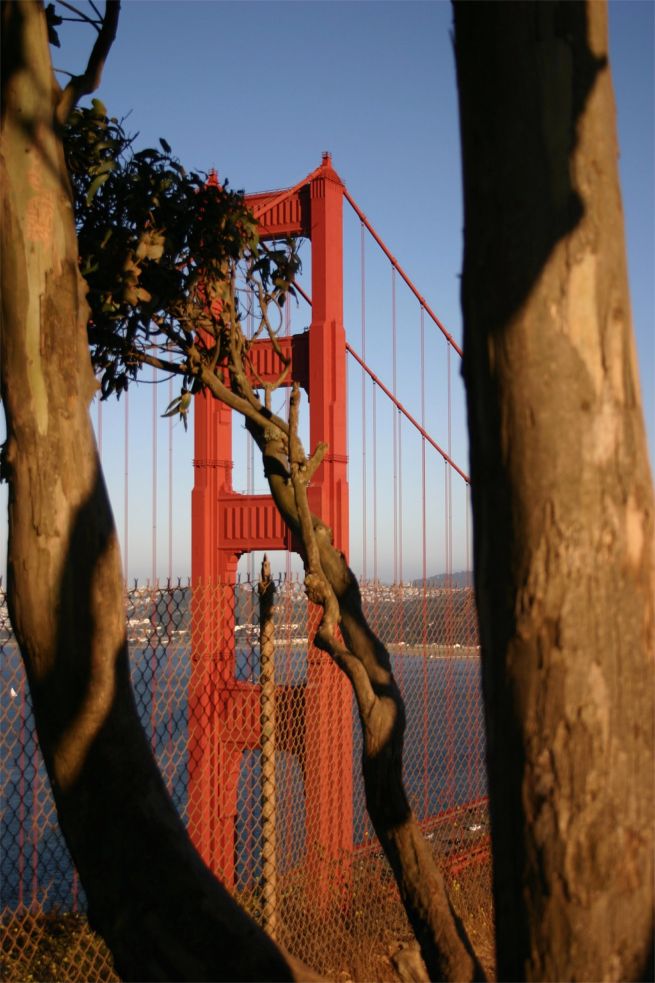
[192,153,349,584]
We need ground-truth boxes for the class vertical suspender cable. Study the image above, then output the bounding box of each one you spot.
[445,452,455,806]
[124,391,129,583]
[151,364,158,756]
[446,342,456,809]
[284,290,292,711]
[444,349,452,587]
[360,222,367,581]
[445,344,454,744]
[372,382,378,584]
[420,304,429,818]
[464,473,475,801]
[447,343,453,581]
[391,264,403,684]
[392,265,398,585]
[398,418,403,584]
[421,304,427,585]
[166,373,174,791]
[152,364,158,585]
[444,461,450,584]
[168,374,173,581]
[394,264,403,586]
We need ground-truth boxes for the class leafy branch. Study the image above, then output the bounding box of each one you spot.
[52,1,121,123]
[65,106,300,415]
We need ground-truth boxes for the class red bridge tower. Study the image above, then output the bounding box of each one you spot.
[189,154,353,890]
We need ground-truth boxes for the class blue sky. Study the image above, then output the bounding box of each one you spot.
[1,1,653,583]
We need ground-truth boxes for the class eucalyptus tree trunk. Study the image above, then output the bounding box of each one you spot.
[0,4,312,980]
[453,2,654,979]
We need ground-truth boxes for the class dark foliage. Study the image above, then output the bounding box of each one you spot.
[64,103,300,413]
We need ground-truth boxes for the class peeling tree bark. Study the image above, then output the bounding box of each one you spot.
[453,2,654,979]
[0,4,316,980]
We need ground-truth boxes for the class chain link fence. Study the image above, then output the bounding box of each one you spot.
[1,578,493,981]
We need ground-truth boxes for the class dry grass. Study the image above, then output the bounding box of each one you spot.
[446,861,496,981]
[1,854,495,983]
[275,854,413,981]
[240,843,495,982]
[1,909,117,983]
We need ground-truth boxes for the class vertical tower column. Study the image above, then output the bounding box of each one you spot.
[190,391,240,880]
[192,390,235,581]
[305,155,353,891]
[189,154,353,895]
[307,154,349,549]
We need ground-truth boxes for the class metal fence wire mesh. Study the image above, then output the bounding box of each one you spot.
[1,578,492,981]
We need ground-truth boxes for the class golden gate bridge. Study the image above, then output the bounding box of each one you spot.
[184,152,474,884]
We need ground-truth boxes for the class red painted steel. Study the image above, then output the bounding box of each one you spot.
[190,154,353,888]
[248,332,309,392]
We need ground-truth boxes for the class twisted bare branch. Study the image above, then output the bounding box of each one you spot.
[276,384,486,982]
[55,0,120,124]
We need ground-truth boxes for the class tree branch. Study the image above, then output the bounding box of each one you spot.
[57,1,102,29]
[55,0,120,125]
[125,348,188,378]
[199,363,288,438]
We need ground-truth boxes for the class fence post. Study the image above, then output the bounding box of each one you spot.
[258,556,277,939]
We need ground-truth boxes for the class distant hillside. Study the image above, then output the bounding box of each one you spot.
[411,570,473,588]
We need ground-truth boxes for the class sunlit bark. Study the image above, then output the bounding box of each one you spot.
[454,2,655,978]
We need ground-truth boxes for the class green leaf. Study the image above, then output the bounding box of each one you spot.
[94,140,119,153]
[89,159,117,178]
[159,137,172,154]
[162,396,182,418]
[91,98,107,118]
[86,172,110,204]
